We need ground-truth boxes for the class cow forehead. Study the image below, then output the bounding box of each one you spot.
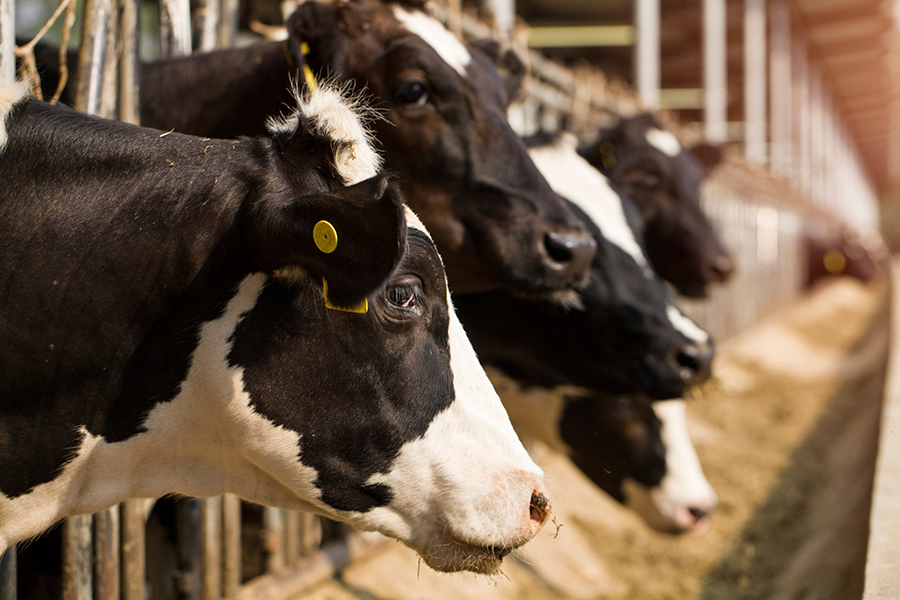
[528,139,651,274]
[392,5,471,76]
[645,128,682,158]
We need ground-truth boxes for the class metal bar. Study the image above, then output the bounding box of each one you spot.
[158,0,191,58]
[634,0,659,109]
[0,547,15,600]
[283,512,300,564]
[74,0,115,114]
[262,508,285,572]
[482,0,514,34]
[792,38,810,194]
[201,497,222,600]
[236,533,386,600]
[299,514,322,556]
[118,0,140,125]
[94,508,121,600]
[63,516,94,600]
[703,0,728,142]
[743,0,766,164]
[121,500,146,600]
[217,0,239,49]
[0,0,14,86]
[98,0,119,120]
[528,25,634,48]
[222,495,241,599]
[195,0,220,52]
[769,0,792,177]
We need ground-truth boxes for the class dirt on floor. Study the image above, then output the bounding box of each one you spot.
[298,275,891,600]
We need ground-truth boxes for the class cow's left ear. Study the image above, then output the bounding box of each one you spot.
[689,142,723,174]
[469,39,527,104]
[245,176,407,308]
[285,2,350,82]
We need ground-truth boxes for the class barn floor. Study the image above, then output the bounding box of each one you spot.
[295,275,891,600]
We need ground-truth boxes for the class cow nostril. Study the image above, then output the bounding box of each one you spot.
[529,491,551,524]
[674,343,713,385]
[677,348,701,373]
[688,506,711,521]
[544,232,575,263]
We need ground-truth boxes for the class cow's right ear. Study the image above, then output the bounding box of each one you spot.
[245,176,407,309]
[469,39,527,105]
[285,2,350,80]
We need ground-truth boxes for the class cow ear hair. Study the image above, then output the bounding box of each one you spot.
[689,142,723,174]
[285,2,348,79]
[245,176,407,308]
[469,38,526,104]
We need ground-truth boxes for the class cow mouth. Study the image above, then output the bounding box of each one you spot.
[420,532,525,574]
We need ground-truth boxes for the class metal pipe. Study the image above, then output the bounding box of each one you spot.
[195,0,220,52]
[703,0,728,142]
[94,508,121,600]
[63,515,93,600]
[634,0,659,109]
[74,0,115,115]
[159,0,192,58]
[744,0,766,163]
[118,0,141,124]
[0,547,15,600]
[121,500,147,600]
[0,0,14,86]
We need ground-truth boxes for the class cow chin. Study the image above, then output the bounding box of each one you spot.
[621,479,714,536]
[419,528,517,574]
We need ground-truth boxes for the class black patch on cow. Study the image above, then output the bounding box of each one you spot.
[227,230,454,513]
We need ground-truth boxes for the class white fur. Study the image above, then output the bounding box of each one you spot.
[363,295,545,567]
[645,128,682,157]
[267,83,382,185]
[528,135,652,276]
[666,304,710,345]
[392,5,471,76]
[0,81,31,153]
[623,400,716,533]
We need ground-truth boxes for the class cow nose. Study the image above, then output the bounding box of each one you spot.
[688,505,712,522]
[528,488,552,537]
[710,254,734,281]
[542,231,597,285]
[672,343,714,386]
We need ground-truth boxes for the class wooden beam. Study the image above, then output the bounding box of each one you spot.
[527,25,635,48]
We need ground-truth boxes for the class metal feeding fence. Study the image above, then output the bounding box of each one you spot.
[0,1,845,599]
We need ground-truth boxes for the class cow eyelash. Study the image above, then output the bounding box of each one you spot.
[386,283,423,311]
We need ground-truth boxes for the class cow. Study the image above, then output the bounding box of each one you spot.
[455,134,714,400]
[582,113,733,298]
[501,388,716,535]
[0,82,549,574]
[804,219,890,288]
[36,0,597,296]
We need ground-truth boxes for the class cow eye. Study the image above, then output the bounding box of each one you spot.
[385,279,424,314]
[623,169,662,192]
[394,80,430,107]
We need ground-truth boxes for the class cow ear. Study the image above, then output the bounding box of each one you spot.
[245,176,407,308]
[469,39,526,104]
[689,142,723,174]
[285,2,349,79]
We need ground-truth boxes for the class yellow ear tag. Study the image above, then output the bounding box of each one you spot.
[313,220,338,254]
[300,42,319,93]
[322,278,368,314]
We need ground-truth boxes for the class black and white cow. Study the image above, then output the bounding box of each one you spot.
[583,114,733,298]
[38,0,597,296]
[455,134,714,400]
[0,82,549,574]
[501,388,716,535]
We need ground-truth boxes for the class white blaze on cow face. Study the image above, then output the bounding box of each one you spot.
[666,305,711,346]
[623,400,717,534]
[392,5,472,76]
[645,127,683,158]
[266,83,382,185]
[0,81,30,152]
[528,135,652,277]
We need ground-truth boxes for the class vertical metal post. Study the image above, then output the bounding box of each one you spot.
[159,0,192,58]
[634,0,660,109]
[217,0,239,49]
[99,3,120,120]
[263,507,285,572]
[118,0,141,125]
[792,38,809,194]
[0,0,14,86]
[769,0,792,177]
[299,513,322,556]
[808,64,823,205]
[703,0,728,142]
[744,0,766,163]
[222,495,241,599]
[94,508,121,600]
[482,0,515,34]
[121,500,147,600]
[0,547,16,600]
[195,0,220,52]
[75,0,116,114]
[200,498,222,600]
[63,515,94,600]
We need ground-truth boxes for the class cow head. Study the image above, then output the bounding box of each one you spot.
[558,396,717,535]
[586,114,733,298]
[0,86,548,573]
[285,0,596,294]
[454,136,714,400]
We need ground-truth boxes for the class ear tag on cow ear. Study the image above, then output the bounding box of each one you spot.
[322,278,368,314]
[313,220,339,254]
[300,42,319,93]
